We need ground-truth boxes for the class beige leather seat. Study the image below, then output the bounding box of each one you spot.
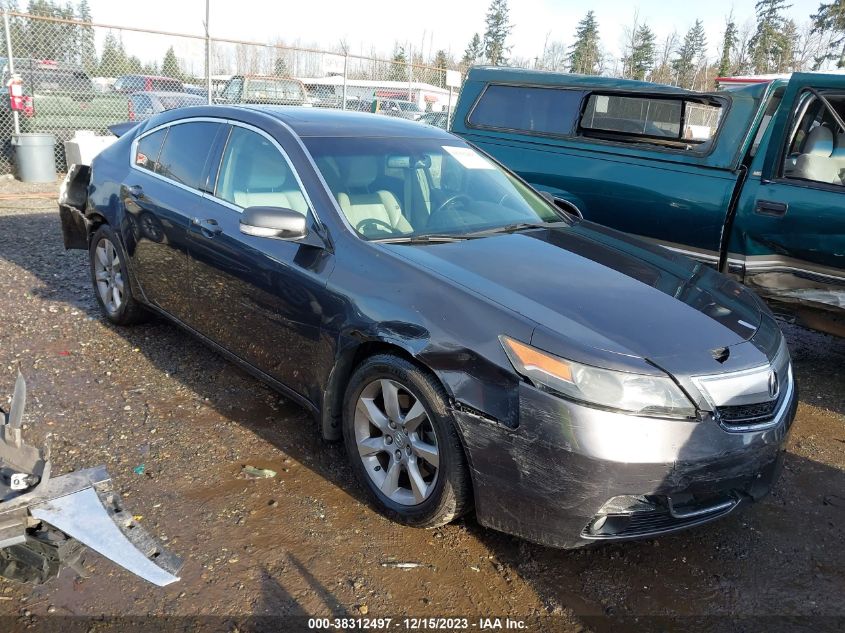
[792,126,840,184]
[229,144,309,214]
[335,156,412,235]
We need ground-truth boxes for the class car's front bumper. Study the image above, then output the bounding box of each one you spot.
[452,372,797,549]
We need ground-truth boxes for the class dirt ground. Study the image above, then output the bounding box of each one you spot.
[0,177,843,632]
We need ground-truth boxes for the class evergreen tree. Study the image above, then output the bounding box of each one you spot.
[433,49,449,86]
[78,0,97,74]
[812,0,845,67]
[98,31,129,76]
[628,24,656,80]
[779,19,798,71]
[673,20,707,88]
[461,33,483,68]
[388,44,407,81]
[569,10,601,75]
[161,45,182,80]
[482,0,512,65]
[274,55,288,77]
[750,0,791,73]
[718,18,738,78]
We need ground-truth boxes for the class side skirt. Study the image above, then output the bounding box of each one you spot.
[142,303,320,419]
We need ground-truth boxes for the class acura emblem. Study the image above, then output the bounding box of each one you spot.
[767,370,779,399]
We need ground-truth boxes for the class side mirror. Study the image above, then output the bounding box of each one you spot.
[240,206,308,240]
[540,191,583,220]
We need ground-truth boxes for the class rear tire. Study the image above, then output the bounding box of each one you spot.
[88,225,148,325]
[342,354,472,528]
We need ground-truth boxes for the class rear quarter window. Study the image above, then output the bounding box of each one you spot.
[134,127,168,172]
[468,84,586,136]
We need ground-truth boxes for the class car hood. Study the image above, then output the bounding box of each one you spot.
[383,222,768,375]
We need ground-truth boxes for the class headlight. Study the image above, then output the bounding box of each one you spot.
[500,336,696,419]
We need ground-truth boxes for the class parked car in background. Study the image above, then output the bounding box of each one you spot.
[452,66,845,338]
[182,83,207,97]
[0,58,126,169]
[217,75,310,106]
[374,98,423,120]
[113,74,184,94]
[59,107,795,550]
[128,91,206,121]
[418,111,448,129]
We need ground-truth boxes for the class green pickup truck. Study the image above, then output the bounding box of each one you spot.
[451,67,845,337]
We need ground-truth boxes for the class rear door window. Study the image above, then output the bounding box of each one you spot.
[155,121,221,188]
[468,84,586,136]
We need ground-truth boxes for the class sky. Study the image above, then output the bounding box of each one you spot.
[84,0,823,69]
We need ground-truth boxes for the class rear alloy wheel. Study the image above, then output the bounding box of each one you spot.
[343,354,472,527]
[89,225,148,325]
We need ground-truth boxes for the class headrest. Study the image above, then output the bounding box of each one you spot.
[344,156,378,188]
[804,126,833,157]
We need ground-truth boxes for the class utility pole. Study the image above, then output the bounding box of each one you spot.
[204,0,212,104]
[3,11,19,135]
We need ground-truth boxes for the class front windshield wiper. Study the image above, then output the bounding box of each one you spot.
[373,234,470,244]
[458,221,570,238]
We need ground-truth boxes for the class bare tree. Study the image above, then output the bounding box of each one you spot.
[620,10,641,78]
[650,31,678,85]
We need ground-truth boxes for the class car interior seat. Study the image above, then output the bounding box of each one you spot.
[335,156,413,235]
[791,125,840,184]
[227,136,309,214]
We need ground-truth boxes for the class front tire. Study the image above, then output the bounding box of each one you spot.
[88,225,147,325]
[342,354,472,528]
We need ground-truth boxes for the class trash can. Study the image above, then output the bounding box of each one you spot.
[11,133,57,183]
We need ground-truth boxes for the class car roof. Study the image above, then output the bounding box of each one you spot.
[148,105,456,139]
[241,105,454,138]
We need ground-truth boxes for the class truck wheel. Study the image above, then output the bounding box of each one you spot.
[89,225,147,325]
[342,354,472,528]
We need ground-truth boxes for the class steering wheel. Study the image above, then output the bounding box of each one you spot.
[356,217,400,237]
[427,194,473,229]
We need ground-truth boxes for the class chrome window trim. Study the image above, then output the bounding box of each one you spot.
[129,116,324,229]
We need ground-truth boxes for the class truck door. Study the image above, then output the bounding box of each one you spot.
[731,73,845,335]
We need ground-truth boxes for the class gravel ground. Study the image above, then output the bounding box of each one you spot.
[0,178,843,632]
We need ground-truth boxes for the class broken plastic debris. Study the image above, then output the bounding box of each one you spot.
[133,464,145,475]
[241,465,276,479]
[380,561,429,569]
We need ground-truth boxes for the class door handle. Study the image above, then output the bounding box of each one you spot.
[191,217,222,237]
[755,200,788,217]
[127,184,144,198]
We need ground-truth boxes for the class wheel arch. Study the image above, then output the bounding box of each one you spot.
[320,338,454,441]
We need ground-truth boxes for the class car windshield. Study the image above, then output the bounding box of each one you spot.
[398,102,422,112]
[304,137,564,240]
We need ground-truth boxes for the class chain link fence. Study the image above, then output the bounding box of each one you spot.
[0,10,460,174]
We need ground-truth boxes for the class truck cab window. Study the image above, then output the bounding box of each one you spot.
[782,91,845,187]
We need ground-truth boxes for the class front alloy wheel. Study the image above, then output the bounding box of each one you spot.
[342,354,472,528]
[354,378,440,506]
